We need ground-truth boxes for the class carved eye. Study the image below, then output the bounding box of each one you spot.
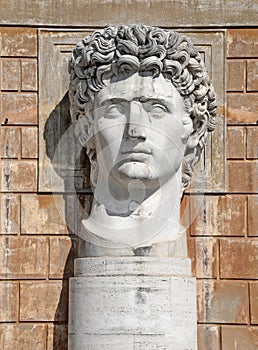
[149,104,167,118]
[105,104,126,119]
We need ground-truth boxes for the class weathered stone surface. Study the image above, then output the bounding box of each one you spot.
[1,160,37,192]
[197,325,220,350]
[47,324,68,350]
[248,196,258,236]
[21,195,68,234]
[21,127,38,158]
[247,60,258,92]
[0,324,46,350]
[0,1,257,27]
[190,195,246,236]
[0,127,20,158]
[188,237,218,278]
[69,334,197,350]
[74,257,192,277]
[220,238,258,278]
[228,161,258,192]
[250,282,258,325]
[20,281,68,322]
[197,280,249,324]
[227,29,258,58]
[1,93,37,125]
[0,282,18,321]
[0,27,37,56]
[221,326,258,349]
[69,274,197,347]
[227,93,258,124]
[227,126,245,159]
[227,60,245,92]
[247,127,258,159]
[1,59,19,90]
[0,194,19,234]
[0,237,48,279]
[49,237,73,279]
[21,59,37,91]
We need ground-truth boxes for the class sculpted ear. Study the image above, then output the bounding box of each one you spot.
[186,117,208,149]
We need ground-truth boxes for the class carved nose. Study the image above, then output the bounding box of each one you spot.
[126,101,146,140]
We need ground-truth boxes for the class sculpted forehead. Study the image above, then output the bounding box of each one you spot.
[94,73,184,108]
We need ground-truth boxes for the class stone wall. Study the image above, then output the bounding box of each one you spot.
[0,2,257,349]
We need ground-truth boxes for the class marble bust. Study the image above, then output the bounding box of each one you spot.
[69,25,216,257]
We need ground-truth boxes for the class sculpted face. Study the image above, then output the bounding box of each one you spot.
[93,72,193,190]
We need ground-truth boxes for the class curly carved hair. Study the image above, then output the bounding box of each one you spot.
[69,25,217,190]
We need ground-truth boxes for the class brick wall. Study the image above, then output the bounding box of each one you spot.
[0,27,257,350]
[187,29,258,350]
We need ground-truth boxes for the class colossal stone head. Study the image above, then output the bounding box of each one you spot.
[69,25,216,196]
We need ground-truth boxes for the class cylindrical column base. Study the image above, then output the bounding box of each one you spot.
[68,257,197,350]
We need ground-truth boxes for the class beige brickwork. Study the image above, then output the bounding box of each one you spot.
[0,17,257,350]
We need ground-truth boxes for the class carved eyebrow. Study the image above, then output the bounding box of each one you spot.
[138,97,171,105]
[99,97,129,106]
[98,97,173,110]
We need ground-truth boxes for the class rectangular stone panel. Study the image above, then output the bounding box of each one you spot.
[0,281,18,321]
[220,238,258,279]
[221,326,258,350]
[20,281,68,322]
[69,275,196,335]
[0,324,46,350]
[0,1,257,27]
[0,236,48,279]
[197,280,249,324]
[39,29,225,193]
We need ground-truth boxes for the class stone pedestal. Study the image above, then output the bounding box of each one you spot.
[68,257,197,350]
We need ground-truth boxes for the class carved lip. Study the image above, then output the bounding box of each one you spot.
[121,148,152,155]
[121,149,152,162]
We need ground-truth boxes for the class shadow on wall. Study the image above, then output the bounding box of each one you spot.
[44,92,92,349]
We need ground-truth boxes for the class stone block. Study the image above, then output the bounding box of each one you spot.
[0,324,46,350]
[0,27,37,57]
[21,195,68,234]
[247,127,258,159]
[247,60,258,91]
[21,127,38,158]
[248,196,258,236]
[250,282,258,325]
[0,1,257,27]
[69,273,197,348]
[220,238,258,279]
[227,161,258,193]
[47,324,68,350]
[227,126,245,159]
[226,60,245,92]
[0,282,18,321]
[190,195,246,236]
[0,194,20,234]
[227,29,258,58]
[197,325,220,350]
[0,236,48,279]
[1,93,37,125]
[221,326,258,349]
[20,281,68,322]
[197,280,249,324]
[49,237,74,279]
[1,59,19,90]
[0,127,20,158]
[69,335,134,350]
[1,160,37,192]
[21,59,37,91]
[74,256,192,277]
[188,237,218,278]
[227,93,258,124]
